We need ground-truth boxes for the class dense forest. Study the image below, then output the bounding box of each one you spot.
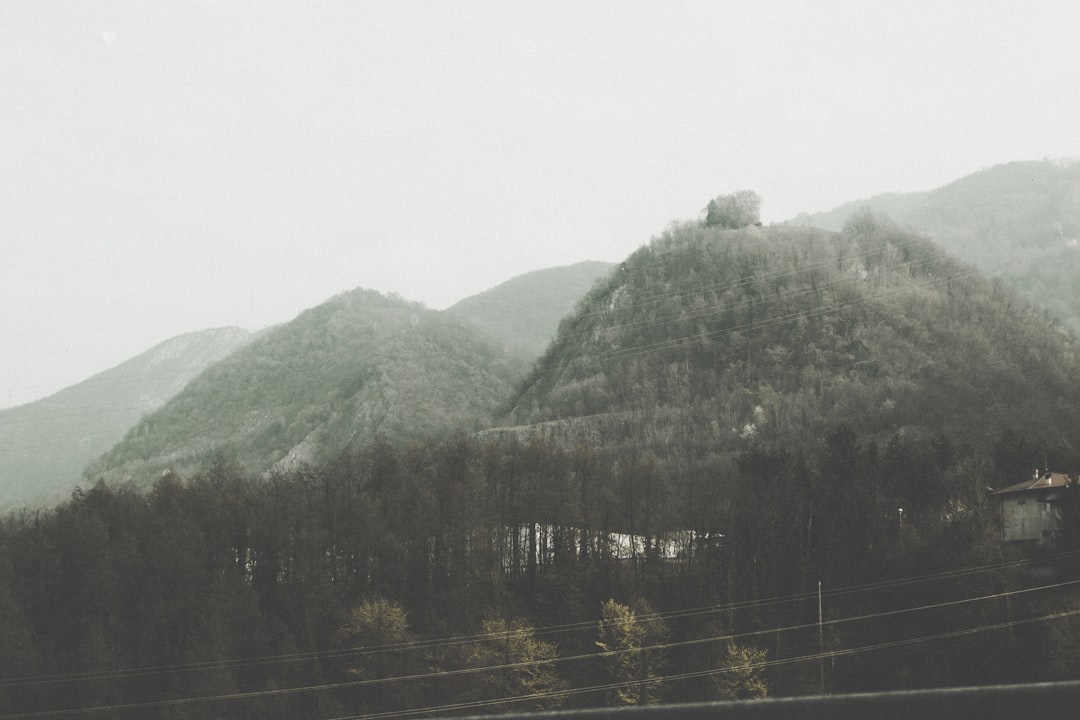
[7,208,1080,717]
[86,290,529,484]
[3,430,1080,719]
[508,214,1080,471]
[794,159,1080,334]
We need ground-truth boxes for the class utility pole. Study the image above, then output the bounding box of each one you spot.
[818,580,824,694]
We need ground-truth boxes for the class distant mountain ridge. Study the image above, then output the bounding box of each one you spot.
[445,261,615,358]
[21,161,1080,509]
[83,213,1080,503]
[0,327,252,510]
[86,289,530,484]
[791,159,1080,332]
[0,262,617,511]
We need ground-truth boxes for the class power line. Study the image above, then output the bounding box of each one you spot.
[2,546,1071,699]
[4,578,1075,720]
[2,546,1066,690]
[333,606,1080,720]
[0,224,1070,712]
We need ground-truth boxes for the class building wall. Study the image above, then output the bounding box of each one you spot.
[1000,492,1061,546]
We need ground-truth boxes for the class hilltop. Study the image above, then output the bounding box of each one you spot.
[502,218,1080,491]
[0,327,251,510]
[85,289,529,483]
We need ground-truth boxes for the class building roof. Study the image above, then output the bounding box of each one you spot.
[992,471,1076,496]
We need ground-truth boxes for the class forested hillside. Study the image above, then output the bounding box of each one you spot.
[5,426,1080,717]
[446,261,615,358]
[793,159,1080,332]
[8,211,1080,718]
[507,216,1080,471]
[0,327,251,511]
[86,290,528,484]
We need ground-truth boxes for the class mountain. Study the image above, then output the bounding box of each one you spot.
[791,159,1080,332]
[86,289,529,484]
[0,327,252,511]
[14,212,1080,709]
[500,219,1080,478]
[445,261,616,358]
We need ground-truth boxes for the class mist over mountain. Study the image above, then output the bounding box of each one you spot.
[0,327,251,511]
[792,159,1080,332]
[445,261,615,357]
[85,289,530,484]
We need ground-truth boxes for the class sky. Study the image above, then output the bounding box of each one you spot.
[3,0,1079,408]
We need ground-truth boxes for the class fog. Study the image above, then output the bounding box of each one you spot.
[3,0,1078,406]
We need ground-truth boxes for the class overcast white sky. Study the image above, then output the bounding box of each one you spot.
[3,0,1079,408]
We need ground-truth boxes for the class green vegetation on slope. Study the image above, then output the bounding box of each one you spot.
[87,289,528,483]
[5,426,1080,717]
[793,159,1080,333]
[506,217,1080,466]
[0,327,251,511]
[445,260,616,358]
[9,207,1080,716]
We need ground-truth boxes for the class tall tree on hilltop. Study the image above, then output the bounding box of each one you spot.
[704,190,762,229]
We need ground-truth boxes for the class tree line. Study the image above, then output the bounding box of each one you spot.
[10,213,1080,717]
[3,426,1080,718]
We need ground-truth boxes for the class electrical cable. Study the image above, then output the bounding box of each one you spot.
[4,579,1077,720]
[1,543,1071,690]
[329,606,1080,720]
